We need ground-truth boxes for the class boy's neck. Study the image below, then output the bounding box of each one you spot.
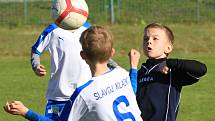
[89,61,110,77]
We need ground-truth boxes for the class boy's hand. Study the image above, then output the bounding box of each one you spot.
[4,101,29,117]
[159,66,169,74]
[155,61,169,74]
[34,64,47,77]
[128,49,140,69]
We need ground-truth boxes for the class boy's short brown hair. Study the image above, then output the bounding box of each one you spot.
[80,26,113,62]
[144,23,174,44]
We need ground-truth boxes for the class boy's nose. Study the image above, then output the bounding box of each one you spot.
[147,38,152,45]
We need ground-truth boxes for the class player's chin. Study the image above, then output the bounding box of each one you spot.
[145,53,154,59]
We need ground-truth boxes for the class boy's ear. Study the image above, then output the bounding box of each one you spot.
[110,48,115,58]
[165,44,173,54]
[80,51,86,60]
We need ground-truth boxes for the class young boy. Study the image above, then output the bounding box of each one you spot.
[136,23,207,121]
[31,22,92,120]
[31,22,118,120]
[4,26,143,121]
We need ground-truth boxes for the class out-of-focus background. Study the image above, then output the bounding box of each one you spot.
[0,0,214,120]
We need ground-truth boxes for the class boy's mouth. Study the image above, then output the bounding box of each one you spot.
[147,47,152,51]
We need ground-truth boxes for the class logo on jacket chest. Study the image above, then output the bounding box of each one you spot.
[139,76,154,83]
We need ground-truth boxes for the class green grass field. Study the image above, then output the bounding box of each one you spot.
[0,23,215,121]
[1,0,215,26]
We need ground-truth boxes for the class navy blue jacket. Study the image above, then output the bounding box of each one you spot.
[136,58,207,121]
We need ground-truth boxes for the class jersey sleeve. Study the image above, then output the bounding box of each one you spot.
[167,59,207,86]
[59,80,93,121]
[70,95,88,121]
[59,95,88,121]
[31,23,58,55]
[25,110,53,121]
[31,52,40,70]
[129,68,138,94]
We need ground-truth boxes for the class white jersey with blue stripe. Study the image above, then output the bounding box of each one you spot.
[59,68,142,121]
[32,23,92,101]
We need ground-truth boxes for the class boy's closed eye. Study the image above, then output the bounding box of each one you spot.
[153,37,159,40]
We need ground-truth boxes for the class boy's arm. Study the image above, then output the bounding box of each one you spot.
[30,24,57,77]
[31,52,47,77]
[59,94,88,120]
[25,110,53,121]
[4,101,53,121]
[128,49,140,94]
[129,69,138,94]
[166,59,207,86]
[31,52,40,71]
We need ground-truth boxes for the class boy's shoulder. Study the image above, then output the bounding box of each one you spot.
[96,67,129,81]
[78,67,129,91]
[77,68,131,100]
[109,67,129,76]
[43,22,90,36]
[74,22,92,34]
[83,22,91,28]
[44,23,59,32]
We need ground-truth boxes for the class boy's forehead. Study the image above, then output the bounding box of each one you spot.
[145,27,166,36]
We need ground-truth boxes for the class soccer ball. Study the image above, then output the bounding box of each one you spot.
[52,0,89,30]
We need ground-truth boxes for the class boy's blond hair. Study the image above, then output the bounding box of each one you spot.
[80,26,113,62]
[144,23,174,45]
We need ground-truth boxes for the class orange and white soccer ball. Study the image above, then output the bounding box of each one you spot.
[52,0,89,30]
